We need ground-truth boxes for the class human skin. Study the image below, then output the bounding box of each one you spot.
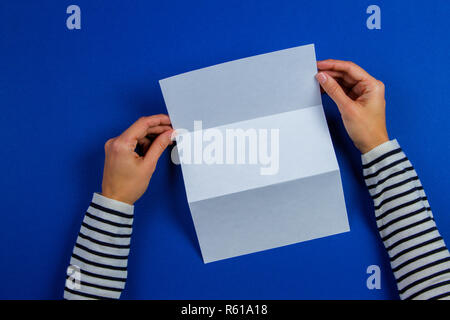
[316,59,389,154]
[101,114,173,205]
[101,60,389,205]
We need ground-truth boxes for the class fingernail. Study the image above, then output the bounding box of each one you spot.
[170,129,177,141]
[316,72,327,84]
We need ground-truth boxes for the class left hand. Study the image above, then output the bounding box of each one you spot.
[101,114,173,205]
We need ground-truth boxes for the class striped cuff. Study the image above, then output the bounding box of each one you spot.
[92,193,134,216]
[362,139,401,168]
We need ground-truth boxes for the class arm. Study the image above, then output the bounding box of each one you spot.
[363,140,450,299]
[64,115,173,300]
[317,60,450,299]
[64,194,134,299]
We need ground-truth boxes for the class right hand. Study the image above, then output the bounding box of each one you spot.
[315,59,389,154]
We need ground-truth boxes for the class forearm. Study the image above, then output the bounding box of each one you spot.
[362,140,450,300]
[64,193,134,300]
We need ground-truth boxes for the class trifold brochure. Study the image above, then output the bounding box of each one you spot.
[160,44,349,263]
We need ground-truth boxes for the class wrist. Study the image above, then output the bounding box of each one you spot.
[358,134,389,154]
[92,192,135,216]
[361,139,400,166]
[101,189,135,205]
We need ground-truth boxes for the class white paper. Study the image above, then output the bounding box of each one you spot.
[160,44,350,263]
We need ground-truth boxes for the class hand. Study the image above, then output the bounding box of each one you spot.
[315,60,389,154]
[101,115,173,205]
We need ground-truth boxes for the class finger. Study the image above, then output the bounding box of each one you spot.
[317,60,373,83]
[120,114,171,142]
[322,70,358,88]
[333,76,362,100]
[349,81,368,98]
[136,125,172,155]
[338,79,352,96]
[147,125,173,135]
[143,129,174,170]
[137,137,151,156]
[316,72,353,113]
[347,89,359,101]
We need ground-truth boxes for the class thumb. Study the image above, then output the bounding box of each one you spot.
[144,129,174,170]
[316,72,353,114]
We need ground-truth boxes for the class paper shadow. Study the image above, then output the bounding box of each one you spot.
[321,94,379,230]
[124,88,202,260]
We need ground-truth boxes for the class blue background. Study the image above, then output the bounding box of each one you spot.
[0,0,449,299]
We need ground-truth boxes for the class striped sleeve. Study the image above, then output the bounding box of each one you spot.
[64,193,134,300]
[362,139,450,300]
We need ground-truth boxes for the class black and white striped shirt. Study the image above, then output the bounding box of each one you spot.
[64,140,450,299]
[362,140,450,299]
[64,193,133,299]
